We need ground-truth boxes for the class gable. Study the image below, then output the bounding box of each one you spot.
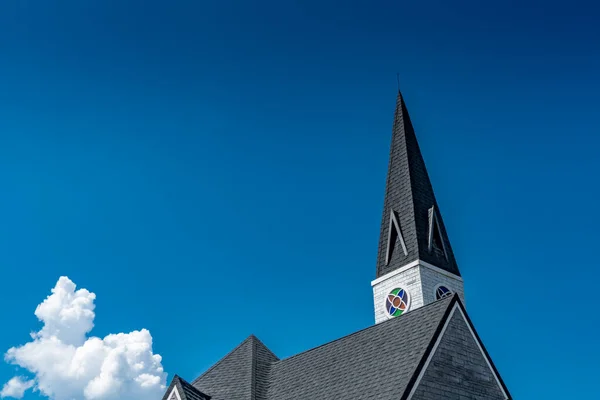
[162,378,182,400]
[407,305,509,400]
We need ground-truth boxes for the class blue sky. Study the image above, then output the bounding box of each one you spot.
[0,0,599,398]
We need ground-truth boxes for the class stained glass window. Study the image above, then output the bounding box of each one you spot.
[435,285,452,300]
[385,288,410,318]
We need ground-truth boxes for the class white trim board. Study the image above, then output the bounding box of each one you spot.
[405,303,509,400]
[371,259,463,287]
[372,260,420,286]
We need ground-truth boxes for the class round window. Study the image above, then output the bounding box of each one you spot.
[385,288,410,318]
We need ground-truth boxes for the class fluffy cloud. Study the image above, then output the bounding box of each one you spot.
[0,377,34,399]
[1,277,167,400]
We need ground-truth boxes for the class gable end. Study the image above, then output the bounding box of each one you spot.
[402,296,512,400]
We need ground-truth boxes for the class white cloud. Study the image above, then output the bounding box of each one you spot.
[1,277,167,400]
[0,377,34,399]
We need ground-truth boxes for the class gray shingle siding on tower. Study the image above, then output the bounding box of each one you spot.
[376,92,460,278]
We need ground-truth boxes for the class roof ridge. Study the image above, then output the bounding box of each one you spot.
[274,296,454,364]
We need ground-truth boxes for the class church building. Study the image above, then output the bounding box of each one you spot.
[161,91,512,400]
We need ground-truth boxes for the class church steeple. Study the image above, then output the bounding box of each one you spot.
[371,91,465,323]
[376,91,460,278]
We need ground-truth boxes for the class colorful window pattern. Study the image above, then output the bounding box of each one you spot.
[435,285,452,300]
[386,288,409,317]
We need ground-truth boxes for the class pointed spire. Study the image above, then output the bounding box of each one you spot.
[376,91,460,278]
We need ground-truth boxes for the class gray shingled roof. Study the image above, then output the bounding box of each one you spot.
[167,295,512,400]
[189,296,454,400]
[375,91,461,278]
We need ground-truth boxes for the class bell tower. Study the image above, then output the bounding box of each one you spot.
[372,91,464,324]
